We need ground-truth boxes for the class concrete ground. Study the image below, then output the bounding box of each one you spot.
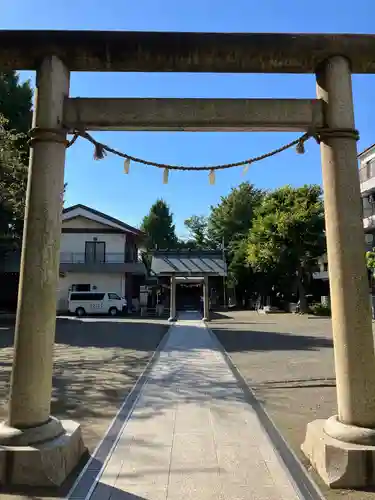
[70,312,322,500]
[1,310,374,499]
[208,310,375,500]
[0,316,168,497]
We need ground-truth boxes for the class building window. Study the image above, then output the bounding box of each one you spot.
[368,159,375,180]
[365,233,375,251]
[85,241,106,263]
[71,284,91,292]
[125,241,137,262]
[360,158,375,183]
[323,263,328,272]
[70,292,105,301]
[362,196,375,219]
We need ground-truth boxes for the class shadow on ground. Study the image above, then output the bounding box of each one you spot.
[211,327,333,352]
[208,310,235,321]
[0,320,278,499]
[0,463,151,500]
[0,318,169,349]
[209,313,375,500]
[0,318,169,450]
[0,313,364,500]
[0,318,170,498]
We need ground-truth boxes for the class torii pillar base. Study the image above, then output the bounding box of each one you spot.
[0,419,85,486]
[302,418,375,489]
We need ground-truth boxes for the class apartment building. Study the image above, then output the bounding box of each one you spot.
[313,144,375,291]
[359,144,375,251]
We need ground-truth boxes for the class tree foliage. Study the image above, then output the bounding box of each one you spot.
[0,71,33,159]
[0,115,28,249]
[140,182,327,309]
[246,185,325,311]
[205,182,265,301]
[207,182,264,248]
[140,199,178,250]
[0,71,33,252]
[184,215,209,248]
[366,249,375,274]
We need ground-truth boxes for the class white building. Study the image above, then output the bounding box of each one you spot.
[57,204,146,311]
[313,254,328,282]
[359,143,375,250]
[313,144,375,285]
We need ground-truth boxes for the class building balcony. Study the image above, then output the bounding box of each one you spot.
[59,252,146,274]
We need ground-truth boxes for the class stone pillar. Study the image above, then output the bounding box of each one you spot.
[202,276,210,321]
[302,56,375,489]
[168,276,176,322]
[0,56,85,486]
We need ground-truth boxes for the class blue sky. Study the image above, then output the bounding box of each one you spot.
[3,0,374,236]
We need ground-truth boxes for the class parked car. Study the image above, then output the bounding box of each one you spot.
[68,291,127,317]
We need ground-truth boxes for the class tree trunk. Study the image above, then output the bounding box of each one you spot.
[297,267,308,314]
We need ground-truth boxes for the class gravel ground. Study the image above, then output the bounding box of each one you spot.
[0,316,169,498]
[209,310,375,500]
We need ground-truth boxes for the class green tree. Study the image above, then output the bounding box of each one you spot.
[366,249,375,275]
[184,215,209,248]
[207,182,264,248]
[141,199,178,250]
[226,239,253,301]
[206,182,265,303]
[0,71,33,159]
[247,185,325,313]
[0,71,33,253]
[366,249,375,292]
[0,115,28,253]
[176,237,200,250]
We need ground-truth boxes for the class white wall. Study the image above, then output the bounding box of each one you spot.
[57,273,125,311]
[361,177,375,197]
[63,209,127,231]
[60,232,126,257]
[62,216,110,230]
[360,148,375,196]
[313,254,329,281]
[60,216,127,259]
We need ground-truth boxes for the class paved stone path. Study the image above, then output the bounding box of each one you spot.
[70,312,324,500]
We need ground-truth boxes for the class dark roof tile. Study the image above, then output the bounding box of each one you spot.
[63,204,144,236]
[151,250,227,276]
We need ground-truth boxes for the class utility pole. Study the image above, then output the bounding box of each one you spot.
[222,236,227,309]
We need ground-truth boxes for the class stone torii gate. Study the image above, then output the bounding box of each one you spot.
[1,30,375,488]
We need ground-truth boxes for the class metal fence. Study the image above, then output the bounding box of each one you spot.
[60,252,138,264]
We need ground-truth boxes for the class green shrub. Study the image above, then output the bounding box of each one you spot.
[310,303,331,317]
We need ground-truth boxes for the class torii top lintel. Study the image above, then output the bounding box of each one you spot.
[1,30,375,74]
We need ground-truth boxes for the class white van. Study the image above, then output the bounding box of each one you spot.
[68,291,127,317]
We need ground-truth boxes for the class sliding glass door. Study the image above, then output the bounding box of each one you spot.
[85,241,106,263]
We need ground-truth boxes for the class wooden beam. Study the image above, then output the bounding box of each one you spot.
[63,97,323,132]
[1,31,375,73]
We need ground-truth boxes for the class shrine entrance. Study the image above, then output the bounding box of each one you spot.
[150,250,227,321]
[176,280,202,312]
[1,30,375,489]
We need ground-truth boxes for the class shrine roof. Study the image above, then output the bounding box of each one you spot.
[151,250,227,277]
